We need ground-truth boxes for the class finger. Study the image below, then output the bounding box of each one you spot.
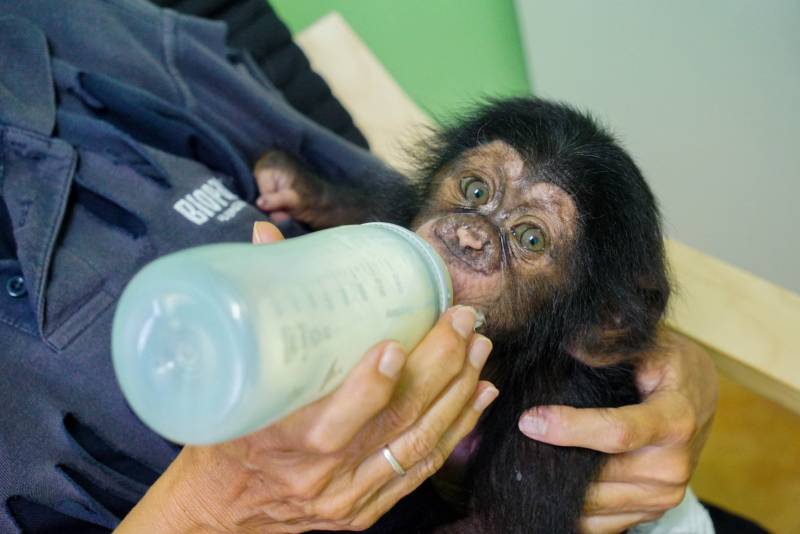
[518,391,690,453]
[363,306,481,450]
[350,381,498,530]
[596,445,692,486]
[328,336,492,519]
[269,211,292,224]
[254,169,279,193]
[579,511,662,534]
[255,196,270,212]
[386,335,492,468]
[583,481,686,516]
[271,341,406,454]
[258,189,301,212]
[251,221,285,244]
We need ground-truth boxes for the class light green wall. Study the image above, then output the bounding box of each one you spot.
[270,0,530,122]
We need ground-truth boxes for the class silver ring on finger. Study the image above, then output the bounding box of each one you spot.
[382,445,406,477]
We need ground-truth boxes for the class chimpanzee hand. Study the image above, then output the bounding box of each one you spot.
[254,150,360,229]
[518,330,718,534]
[253,150,323,225]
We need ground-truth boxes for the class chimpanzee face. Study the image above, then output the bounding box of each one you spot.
[412,140,578,333]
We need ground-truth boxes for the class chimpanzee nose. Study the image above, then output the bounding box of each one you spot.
[456,226,487,251]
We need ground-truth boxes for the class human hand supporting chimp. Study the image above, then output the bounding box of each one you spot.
[518,330,717,534]
[116,222,498,533]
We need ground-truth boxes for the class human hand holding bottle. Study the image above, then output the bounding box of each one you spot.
[115,222,497,533]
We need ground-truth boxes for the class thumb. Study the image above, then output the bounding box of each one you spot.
[518,400,671,454]
[252,221,285,244]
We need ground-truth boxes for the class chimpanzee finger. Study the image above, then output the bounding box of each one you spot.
[256,188,301,212]
[254,168,278,192]
[268,211,291,223]
[349,381,498,530]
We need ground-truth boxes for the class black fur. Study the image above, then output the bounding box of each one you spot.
[348,97,669,533]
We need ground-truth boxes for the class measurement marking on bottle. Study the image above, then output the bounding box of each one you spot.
[280,323,333,363]
[322,290,334,311]
[281,325,298,364]
[367,261,387,298]
[318,359,343,392]
[379,257,405,294]
[292,295,303,313]
[355,281,368,302]
[306,291,318,309]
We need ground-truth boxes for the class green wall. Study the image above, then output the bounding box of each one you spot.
[270,0,530,122]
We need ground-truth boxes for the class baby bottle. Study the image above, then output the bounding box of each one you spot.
[111,223,452,445]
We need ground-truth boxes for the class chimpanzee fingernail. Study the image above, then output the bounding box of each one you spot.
[469,336,492,369]
[473,386,499,411]
[451,306,478,338]
[519,410,549,437]
[378,343,405,379]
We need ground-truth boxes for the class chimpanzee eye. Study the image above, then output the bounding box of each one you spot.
[460,177,490,205]
[512,225,547,252]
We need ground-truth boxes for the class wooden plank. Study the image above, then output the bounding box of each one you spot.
[666,239,800,413]
[297,13,800,414]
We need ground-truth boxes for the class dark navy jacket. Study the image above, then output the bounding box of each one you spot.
[0,1,404,531]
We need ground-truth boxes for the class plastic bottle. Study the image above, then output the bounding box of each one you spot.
[111,223,452,445]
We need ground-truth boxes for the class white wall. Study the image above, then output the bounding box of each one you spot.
[515,0,800,293]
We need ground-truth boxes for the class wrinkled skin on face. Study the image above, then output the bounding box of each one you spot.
[412,140,578,335]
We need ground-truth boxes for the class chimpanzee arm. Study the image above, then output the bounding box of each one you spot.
[253,149,420,229]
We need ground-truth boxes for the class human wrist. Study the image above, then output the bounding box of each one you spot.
[116,447,231,533]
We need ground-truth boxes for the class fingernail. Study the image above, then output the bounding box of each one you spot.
[252,221,276,244]
[378,343,405,379]
[519,410,548,437]
[468,336,492,369]
[451,306,478,338]
[473,386,499,411]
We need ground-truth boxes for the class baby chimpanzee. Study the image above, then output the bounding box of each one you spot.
[254,98,670,533]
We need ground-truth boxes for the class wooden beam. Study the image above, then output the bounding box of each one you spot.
[666,239,800,413]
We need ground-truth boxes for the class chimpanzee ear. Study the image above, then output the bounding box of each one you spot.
[568,279,668,367]
[567,324,637,367]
